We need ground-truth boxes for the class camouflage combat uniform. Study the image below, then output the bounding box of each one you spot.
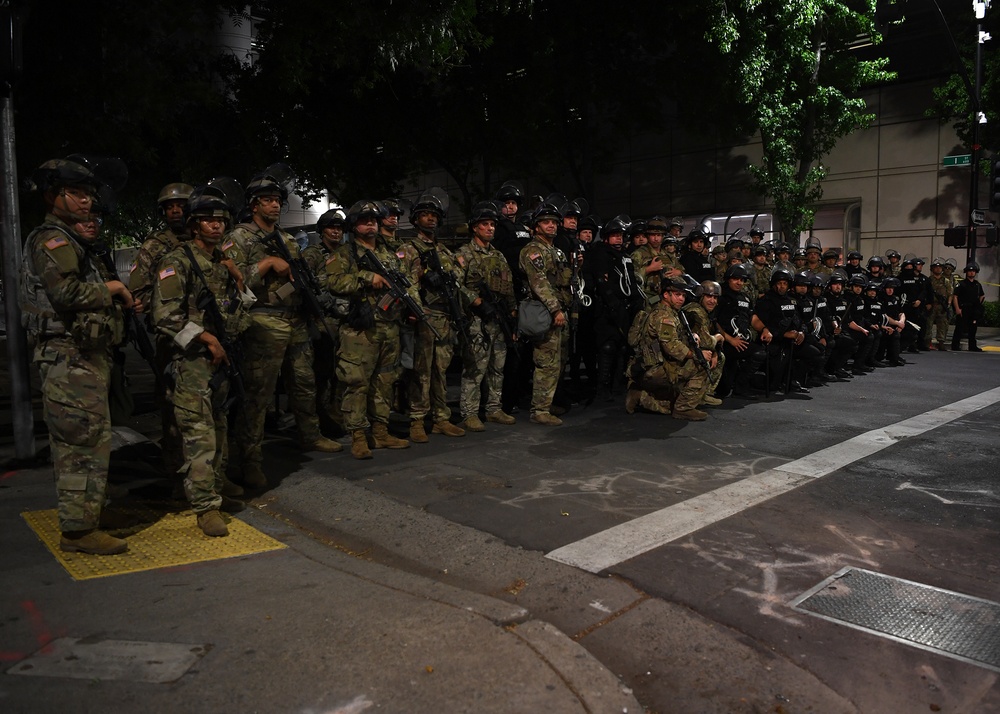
[682,301,725,396]
[222,221,322,467]
[128,224,187,479]
[152,243,249,514]
[519,236,572,417]
[21,214,125,532]
[398,237,474,425]
[926,273,953,348]
[630,244,665,306]
[302,241,345,430]
[455,240,515,420]
[630,300,709,414]
[326,238,417,431]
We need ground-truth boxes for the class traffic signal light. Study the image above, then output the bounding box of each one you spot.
[943,227,966,248]
[991,158,1000,212]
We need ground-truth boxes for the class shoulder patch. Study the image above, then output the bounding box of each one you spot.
[397,250,406,259]
[528,252,541,261]
[158,265,177,281]
[44,235,69,251]
[221,239,235,252]
[456,255,466,267]
[325,255,338,265]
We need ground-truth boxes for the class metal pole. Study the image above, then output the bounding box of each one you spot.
[1,86,35,459]
[968,15,984,266]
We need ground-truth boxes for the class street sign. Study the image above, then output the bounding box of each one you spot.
[972,209,987,225]
[942,154,972,167]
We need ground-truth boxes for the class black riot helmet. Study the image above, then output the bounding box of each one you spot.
[579,214,601,234]
[470,200,500,225]
[748,225,765,239]
[867,255,885,269]
[724,263,750,281]
[882,277,901,290]
[965,262,980,273]
[245,162,296,204]
[602,214,630,237]
[381,197,405,217]
[847,250,863,262]
[316,207,347,231]
[681,273,703,298]
[770,267,794,286]
[495,181,524,205]
[827,270,848,286]
[346,199,386,228]
[848,273,868,288]
[793,270,813,286]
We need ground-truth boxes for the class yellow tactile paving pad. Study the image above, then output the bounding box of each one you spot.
[22,507,287,581]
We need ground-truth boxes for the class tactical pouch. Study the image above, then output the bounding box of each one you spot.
[70,310,123,352]
[517,299,553,342]
[347,299,375,330]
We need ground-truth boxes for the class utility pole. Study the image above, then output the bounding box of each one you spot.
[1,1,34,460]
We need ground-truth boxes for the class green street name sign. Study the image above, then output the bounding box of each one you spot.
[942,154,972,167]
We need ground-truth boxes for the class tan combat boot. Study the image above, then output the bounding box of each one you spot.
[485,411,516,425]
[351,430,373,460]
[301,436,343,453]
[624,389,641,414]
[672,407,708,421]
[371,422,410,449]
[243,463,268,490]
[221,475,244,498]
[460,415,486,432]
[701,394,723,406]
[432,420,466,437]
[60,529,128,555]
[197,510,229,537]
[410,419,429,443]
[530,412,563,426]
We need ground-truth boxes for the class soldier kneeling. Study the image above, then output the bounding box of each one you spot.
[625,278,712,420]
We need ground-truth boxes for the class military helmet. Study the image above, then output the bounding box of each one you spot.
[470,200,500,225]
[316,207,347,231]
[847,250,863,261]
[848,273,868,287]
[628,219,648,240]
[559,198,585,218]
[809,273,826,288]
[914,257,925,266]
[381,197,405,217]
[885,249,901,260]
[752,244,768,257]
[412,190,447,220]
[158,182,194,206]
[724,263,750,281]
[793,270,813,286]
[31,154,127,195]
[687,228,708,245]
[776,242,792,254]
[865,279,881,292]
[532,201,563,226]
[495,181,524,204]
[965,262,980,273]
[602,214,630,236]
[711,244,727,256]
[793,247,808,260]
[681,273,703,297]
[901,258,916,269]
[930,257,945,267]
[748,226,764,238]
[725,237,745,253]
[827,271,847,286]
[822,248,839,261]
[646,216,669,234]
[700,280,722,297]
[867,255,885,268]
[186,185,232,224]
[770,267,794,285]
[346,199,385,227]
[246,162,295,203]
[805,244,822,254]
[663,276,689,294]
[882,277,902,289]
[669,216,684,229]
[579,214,600,234]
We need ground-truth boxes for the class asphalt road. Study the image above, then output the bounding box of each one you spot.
[258,346,1000,713]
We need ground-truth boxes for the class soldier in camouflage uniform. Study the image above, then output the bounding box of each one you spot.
[126,183,199,492]
[683,281,726,404]
[631,216,681,306]
[20,156,132,555]
[749,245,771,301]
[624,278,711,420]
[398,190,475,442]
[519,200,572,425]
[223,167,341,489]
[455,202,517,431]
[379,198,405,250]
[152,187,251,537]
[303,207,348,433]
[925,258,953,350]
[326,201,416,459]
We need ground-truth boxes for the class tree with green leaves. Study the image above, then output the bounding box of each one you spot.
[706,0,896,243]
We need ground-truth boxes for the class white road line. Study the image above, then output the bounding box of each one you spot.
[546,387,1000,574]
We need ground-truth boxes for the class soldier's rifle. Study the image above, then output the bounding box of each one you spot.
[357,247,442,339]
[476,280,519,353]
[678,308,711,374]
[92,242,157,373]
[420,247,470,341]
[568,240,589,353]
[182,245,245,410]
[261,230,336,341]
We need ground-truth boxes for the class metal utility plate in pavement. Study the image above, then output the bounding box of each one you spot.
[790,567,1000,673]
[7,637,210,683]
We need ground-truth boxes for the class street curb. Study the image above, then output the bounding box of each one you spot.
[512,620,643,714]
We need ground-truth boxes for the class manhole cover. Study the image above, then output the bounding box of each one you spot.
[790,567,1000,672]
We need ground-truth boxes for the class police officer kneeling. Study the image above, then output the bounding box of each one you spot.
[625,277,712,420]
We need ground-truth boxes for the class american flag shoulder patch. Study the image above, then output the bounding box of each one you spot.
[159,265,177,280]
[221,239,234,252]
[44,235,69,250]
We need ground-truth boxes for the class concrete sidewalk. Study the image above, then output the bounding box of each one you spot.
[0,452,639,713]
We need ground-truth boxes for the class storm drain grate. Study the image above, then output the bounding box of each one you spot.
[790,567,1000,673]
